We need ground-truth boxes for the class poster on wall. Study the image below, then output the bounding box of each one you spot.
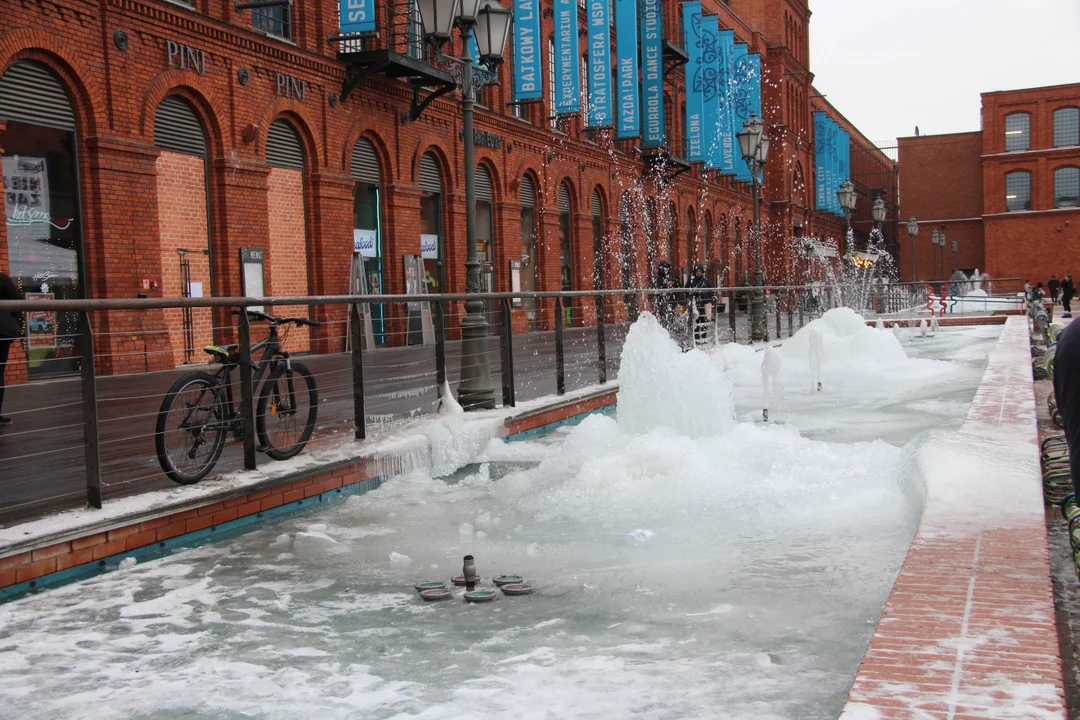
[510,259,522,307]
[353,228,377,258]
[420,234,439,260]
[3,155,52,243]
[24,291,56,351]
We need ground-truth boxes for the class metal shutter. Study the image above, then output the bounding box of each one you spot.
[520,174,535,208]
[266,119,304,170]
[558,184,571,213]
[153,96,206,156]
[591,190,602,218]
[475,165,493,202]
[0,60,76,131]
[419,152,442,194]
[351,138,380,184]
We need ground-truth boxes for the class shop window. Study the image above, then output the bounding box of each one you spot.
[1005,170,1032,212]
[519,174,539,329]
[1055,167,1080,209]
[591,189,604,290]
[1055,107,1080,148]
[1004,112,1030,152]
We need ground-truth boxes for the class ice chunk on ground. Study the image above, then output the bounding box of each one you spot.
[118,557,137,570]
[388,551,412,567]
[292,531,340,557]
[459,522,475,536]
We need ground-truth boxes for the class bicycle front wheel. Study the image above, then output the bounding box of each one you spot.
[256,361,318,461]
[155,371,228,485]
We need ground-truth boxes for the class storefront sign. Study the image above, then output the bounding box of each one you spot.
[353,228,377,258]
[512,0,543,102]
[338,0,375,35]
[420,234,439,260]
[24,292,56,351]
[458,129,503,149]
[639,0,664,147]
[275,73,306,101]
[166,40,207,74]
[240,247,265,312]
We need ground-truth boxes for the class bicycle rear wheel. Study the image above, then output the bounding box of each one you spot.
[155,371,228,485]
[256,361,318,461]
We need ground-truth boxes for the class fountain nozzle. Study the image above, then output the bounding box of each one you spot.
[762,408,769,422]
[817,382,822,392]
[463,555,477,592]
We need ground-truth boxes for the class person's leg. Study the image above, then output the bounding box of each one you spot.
[0,340,10,420]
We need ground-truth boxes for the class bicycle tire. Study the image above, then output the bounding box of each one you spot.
[155,371,228,485]
[256,361,318,461]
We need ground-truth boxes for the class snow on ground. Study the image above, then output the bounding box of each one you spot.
[0,310,999,720]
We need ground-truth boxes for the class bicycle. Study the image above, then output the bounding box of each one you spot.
[154,310,321,484]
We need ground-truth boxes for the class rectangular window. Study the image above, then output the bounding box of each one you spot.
[548,37,558,130]
[581,55,589,125]
[1004,113,1030,152]
[1055,108,1080,148]
[252,3,291,40]
[1005,171,1032,212]
[1055,167,1080,208]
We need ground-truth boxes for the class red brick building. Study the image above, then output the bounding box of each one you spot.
[0,0,891,379]
[898,82,1080,284]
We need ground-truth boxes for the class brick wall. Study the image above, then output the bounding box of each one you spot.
[157,150,214,366]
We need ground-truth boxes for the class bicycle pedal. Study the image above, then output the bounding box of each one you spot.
[256,445,269,452]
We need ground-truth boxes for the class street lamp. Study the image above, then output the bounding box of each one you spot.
[737,113,770,342]
[837,179,857,258]
[951,239,958,272]
[930,229,940,279]
[939,231,947,279]
[420,0,513,410]
[906,217,919,282]
[871,197,886,232]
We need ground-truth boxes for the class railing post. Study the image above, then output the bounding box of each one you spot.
[77,311,102,509]
[775,293,781,339]
[787,291,794,337]
[237,309,257,471]
[596,294,607,384]
[554,296,565,395]
[799,289,805,328]
[500,298,516,406]
[729,290,737,342]
[350,303,366,440]
[433,299,446,389]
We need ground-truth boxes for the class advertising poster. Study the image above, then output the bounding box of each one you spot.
[24,291,56,351]
[353,228,377,258]
[3,155,51,243]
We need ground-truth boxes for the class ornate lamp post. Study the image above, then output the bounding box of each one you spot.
[871,197,886,234]
[837,179,857,258]
[418,0,512,410]
[951,239,958,272]
[737,113,771,342]
[906,217,919,281]
[939,231,947,279]
[930,229,941,279]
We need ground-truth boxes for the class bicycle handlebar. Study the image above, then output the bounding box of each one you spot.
[233,309,322,328]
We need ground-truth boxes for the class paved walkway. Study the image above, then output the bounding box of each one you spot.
[842,316,1067,719]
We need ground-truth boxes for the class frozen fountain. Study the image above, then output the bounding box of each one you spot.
[919,319,928,338]
[762,347,784,412]
[808,327,824,392]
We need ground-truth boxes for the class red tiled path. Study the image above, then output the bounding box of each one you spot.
[842,317,1066,719]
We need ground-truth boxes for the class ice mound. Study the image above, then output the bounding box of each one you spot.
[784,308,907,368]
[617,312,735,438]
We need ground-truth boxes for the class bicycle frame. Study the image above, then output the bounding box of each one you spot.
[199,323,294,433]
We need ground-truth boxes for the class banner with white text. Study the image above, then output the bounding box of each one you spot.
[553,0,582,114]
[513,0,543,103]
[682,2,703,161]
[615,0,640,138]
[586,0,613,127]
[640,0,664,147]
[338,0,375,35]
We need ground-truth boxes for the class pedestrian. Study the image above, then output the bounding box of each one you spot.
[1050,274,1061,304]
[1064,274,1075,319]
[687,263,714,345]
[1053,320,1080,498]
[0,271,22,426]
[653,261,678,329]
[1036,282,1046,303]
[1024,280,1032,301]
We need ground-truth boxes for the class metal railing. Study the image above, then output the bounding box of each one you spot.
[0,281,1025,525]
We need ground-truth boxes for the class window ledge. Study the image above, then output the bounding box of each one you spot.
[161,0,197,10]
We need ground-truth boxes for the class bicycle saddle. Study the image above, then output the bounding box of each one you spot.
[203,344,238,359]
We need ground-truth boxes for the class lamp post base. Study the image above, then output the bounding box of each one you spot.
[458,299,496,410]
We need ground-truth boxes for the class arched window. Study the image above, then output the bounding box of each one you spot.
[1005,170,1032,212]
[667,202,678,265]
[476,163,496,288]
[1055,108,1080,148]
[558,181,575,325]
[703,212,713,279]
[265,119,311,349]
[418,152,444,294]
[591,189,604,290]
[0,60,84,378]
[520,174,539,328]
[351,137,385,344]
[1005,112,1030,152]
[620,192,633,290]
[155,95,214,363]
[685,206,696,282]
[1055,167,1080,209]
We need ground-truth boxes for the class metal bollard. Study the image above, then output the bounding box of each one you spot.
[77,311,102,509]
[349,304,366,440]
[237,309,257,471]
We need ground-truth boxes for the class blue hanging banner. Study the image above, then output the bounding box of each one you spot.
[640,0,664,147]
[825,118,836,214]
[829,119,841,216]
[814,111,827,211]
[731,43,751,182]
[615,0,639,138]
[553,0,581,114]
[842,129,851,188]
[339,0,375,34]
[701,16,720,168]
[682,2,703,160]
[716,28,735,174]
[587,0,613,127]
[513,0,543,103]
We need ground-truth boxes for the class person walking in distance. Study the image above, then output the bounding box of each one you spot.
[1050,274,1061,305]
[0,271,22,426]
[1063,274,1076,319]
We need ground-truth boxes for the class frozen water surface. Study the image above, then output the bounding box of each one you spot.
[0,311,1000,720]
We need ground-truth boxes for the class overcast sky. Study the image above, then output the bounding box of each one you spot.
[809,0,1080,147]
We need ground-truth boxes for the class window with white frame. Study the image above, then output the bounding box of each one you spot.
[1005,170,1032,211]
[1055,167,1080,208]
[1055,107,1080,148]
[1005,113,1030,152]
